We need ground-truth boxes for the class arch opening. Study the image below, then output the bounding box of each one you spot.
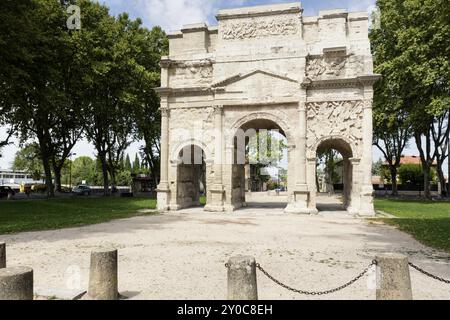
[315,138,354,212]
[231,118,289,210]
[176,144,207,209]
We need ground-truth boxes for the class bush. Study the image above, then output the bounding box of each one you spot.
[398,164,437,185]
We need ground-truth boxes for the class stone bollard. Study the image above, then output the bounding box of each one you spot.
[0,267,34,300]
[227,255,258,300]
[376,253,413,300]
[0,242,5,269]
[88,248,118,300]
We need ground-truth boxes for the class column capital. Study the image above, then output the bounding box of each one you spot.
[363,99,373,110]
[160,107,170,117]
[213,105,224,114]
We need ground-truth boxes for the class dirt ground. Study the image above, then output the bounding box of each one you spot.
[1,194,449,300]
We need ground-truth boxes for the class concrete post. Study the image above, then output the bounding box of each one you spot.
[0,267,34,300]
[376,253,413,300]
[0,242,5,269]
[227,255,258,300]
[88,248,118,300]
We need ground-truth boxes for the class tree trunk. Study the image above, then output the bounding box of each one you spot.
[389,166,398,196]
[99,153,110,196]
[436,161,447,197]
[54,167,62,193]
[422,165,431,199]
[110,167,117,194]
[42,156,54,197]
[37,134,54,197]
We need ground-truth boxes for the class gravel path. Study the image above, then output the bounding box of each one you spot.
[1,196,449,300]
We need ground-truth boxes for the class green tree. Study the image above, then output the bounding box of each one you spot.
[246,131,287,191]
[133,26,168,187]
[0,0,36,157]
[12,143,43,181]
[398,164,437,186]
[372,159,384,176]
[132,154,141,173]
[124,154,132,171]
[371,0,450,199]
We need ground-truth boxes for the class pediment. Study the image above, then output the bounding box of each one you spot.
[212,69,298,88]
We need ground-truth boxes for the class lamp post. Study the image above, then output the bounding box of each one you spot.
[69,153,77,190]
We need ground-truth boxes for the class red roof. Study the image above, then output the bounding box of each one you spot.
[384,156,437,166]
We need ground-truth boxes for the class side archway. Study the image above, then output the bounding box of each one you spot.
[311,136,360,212]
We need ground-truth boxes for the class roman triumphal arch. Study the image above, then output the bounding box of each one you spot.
[156,2,380,215]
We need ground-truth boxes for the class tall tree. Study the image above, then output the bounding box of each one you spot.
[371,0,450,199]
[124,154,132,171]
[12,143,43,181]
[0,0,35,158]
[133,26,168,188]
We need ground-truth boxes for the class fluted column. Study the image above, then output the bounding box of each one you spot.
[297,101,307,186]
[157,102,170,211]
[213,105,224,188]
[359,86,375,216]
[204,105,226,212]
[159,106,170,188]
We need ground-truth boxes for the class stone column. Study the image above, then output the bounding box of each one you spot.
[213,105,224,188]
[157,102,170,211]
[285,99,313,214]
[297,101,308,186]
[205,105,225,212]
[360,89,375,216]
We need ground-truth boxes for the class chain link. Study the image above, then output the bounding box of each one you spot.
[409,262,450,284]
[255,260,378,296]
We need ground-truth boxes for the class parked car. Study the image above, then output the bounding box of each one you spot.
[72,185,92,196]
[31,184,47,193]
[0,186,15,199]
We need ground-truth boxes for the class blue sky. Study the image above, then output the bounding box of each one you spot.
[99,0,376,31]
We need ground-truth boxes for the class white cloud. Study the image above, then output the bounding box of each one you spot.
[132,0,215,31]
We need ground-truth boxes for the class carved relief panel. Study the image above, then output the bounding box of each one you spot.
[306,54,365,80]
[168,59,213,87]
[306,100,364,158]
[221,16,300,40]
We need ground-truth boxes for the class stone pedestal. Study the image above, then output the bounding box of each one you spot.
[204,186,225,212]
[227,256,258,300]
[157,184,170,212]
[285,186,318,215]
[376,253,412,300]
[0,267,34,300]
[88,249,118,300]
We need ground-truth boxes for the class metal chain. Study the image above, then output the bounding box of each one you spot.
[409,262,450,284]
[254,260,378,296]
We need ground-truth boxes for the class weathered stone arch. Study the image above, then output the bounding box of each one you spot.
[170,139,213,164]
[156,3,379,216]
[228,111,293,145]
[308,135,358,160]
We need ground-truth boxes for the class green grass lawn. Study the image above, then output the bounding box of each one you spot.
[0,197,157,235]
[375,199,450,252]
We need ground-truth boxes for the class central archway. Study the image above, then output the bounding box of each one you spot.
[228,114,292,211]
